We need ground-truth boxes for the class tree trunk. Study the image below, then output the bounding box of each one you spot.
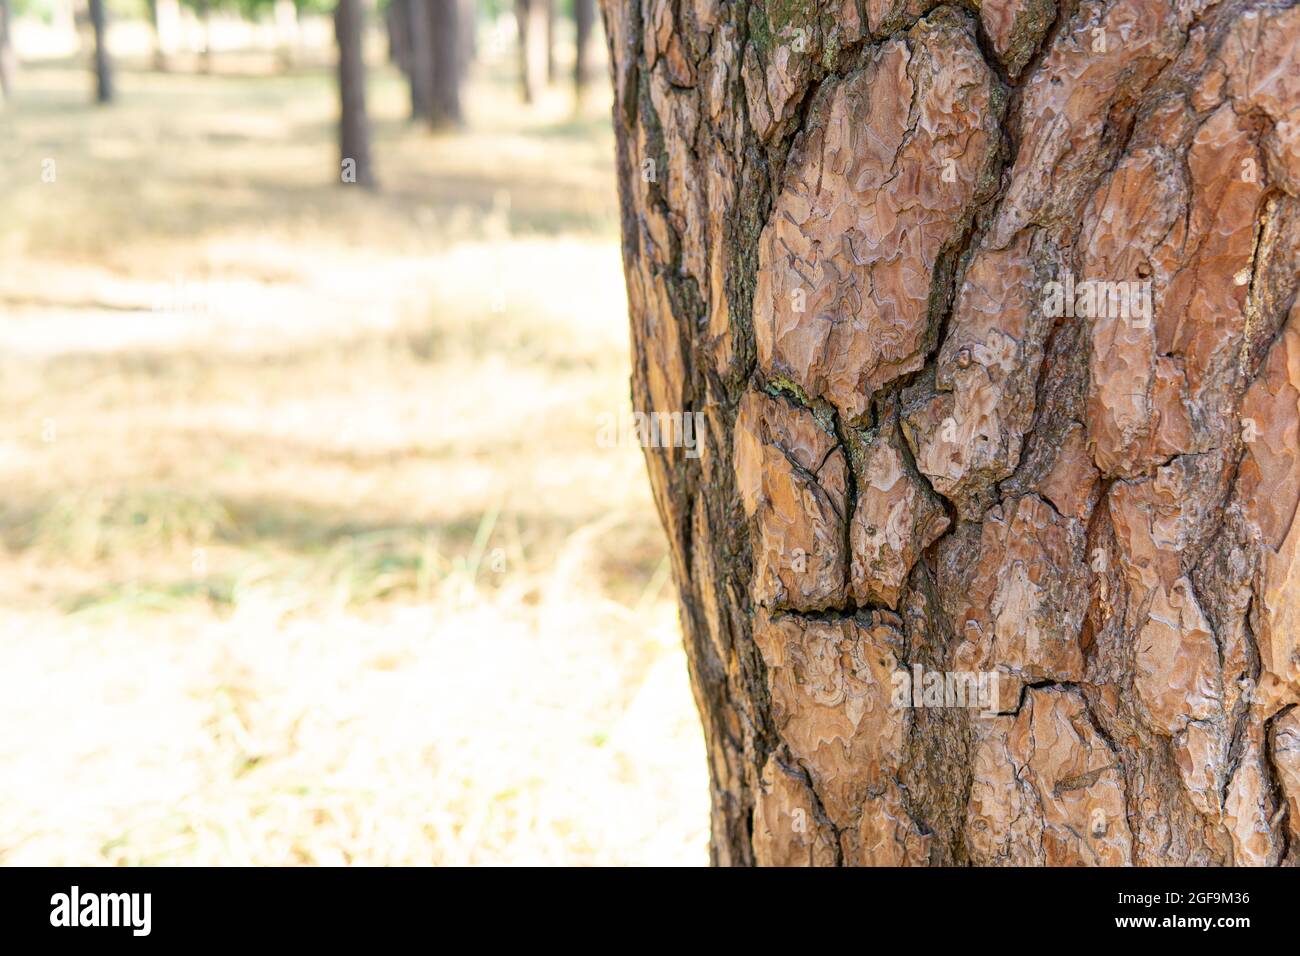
[601,0,1300,866]
[543,0,554,83]
[573,0,593,104]
[0,0,15,101]
[514,0,544,103]
[148,0,181,72]
[428,0,461,127]
[388,0,411,72]
[335,0,375,189]
[195,0,211,74]
[274,0,299,70]
[405,0,434,121]
[87,0,112,103]
[145,0,162,70]
[457,0,474,81]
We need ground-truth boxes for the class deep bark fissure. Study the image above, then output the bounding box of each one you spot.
[1265,703,1296,859]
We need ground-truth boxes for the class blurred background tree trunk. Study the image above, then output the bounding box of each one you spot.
[572,0,592,105]
[405,0,434,121]
[0,0,15,100]
[387,0,410,71]
[542,0,553,84]
[274,0,299,70]
[514,0,543,104]
[195,0,212,73]
[428,0,460,127]
[456,0,474,81]
[148,0,182,72]
[145,0,163,70]
[334,0,374,188]
[87,0,112,103]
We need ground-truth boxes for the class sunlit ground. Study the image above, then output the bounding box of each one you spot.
[0,34,708,865]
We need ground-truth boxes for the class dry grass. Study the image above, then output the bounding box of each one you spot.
[0,43,708,865]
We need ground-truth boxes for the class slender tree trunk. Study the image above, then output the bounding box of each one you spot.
[145,0,163,70]
[388,0,409,71]
[335,0,375,189]
[573,0,593,105]
[543,0,554,83]
[0,0,15,101]
[274,0,299,70]
[601,0,1300,866]
[514,0,544,103]
[456,0,474,80]
[428,0,460,127]
[196,0,212,74]
[148,0,181,72]
[86,0,112,103]
[406,0,434,121]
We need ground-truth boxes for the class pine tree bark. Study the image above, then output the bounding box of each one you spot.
[601,0,1300,866]
[428,0,462,127]
[87,0,112,103]
[335,0,375,189]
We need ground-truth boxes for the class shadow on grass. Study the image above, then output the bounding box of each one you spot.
[5,485,668,617]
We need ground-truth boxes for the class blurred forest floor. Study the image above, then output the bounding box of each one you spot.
[0,47,707,864]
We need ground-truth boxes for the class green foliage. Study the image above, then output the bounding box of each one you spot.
[171,0,332,20]
[12,0,57,23]
[478,0,519,20]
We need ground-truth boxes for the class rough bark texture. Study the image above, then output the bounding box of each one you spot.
[602,0,1300,866]
[87,0,113,104]
[335,0,376,189]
